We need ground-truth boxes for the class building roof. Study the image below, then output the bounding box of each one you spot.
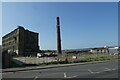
[2,25,38,39]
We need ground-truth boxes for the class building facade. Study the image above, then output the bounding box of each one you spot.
[90,47,108,54]
[2,26,39,56]
[108,46,119,55]
[2,50,12,68]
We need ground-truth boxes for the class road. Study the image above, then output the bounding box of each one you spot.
[2,60,119,79]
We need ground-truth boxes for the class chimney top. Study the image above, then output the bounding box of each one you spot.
[57,17,60,25]
[57,17,59,19]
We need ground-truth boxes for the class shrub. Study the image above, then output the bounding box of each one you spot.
[79,59,94,62]
[51,61,59,64]
[73,60,80,63]
[58,61,69,64]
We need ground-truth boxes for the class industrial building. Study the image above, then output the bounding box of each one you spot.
[90,47,108,54]
[2,26,39,56]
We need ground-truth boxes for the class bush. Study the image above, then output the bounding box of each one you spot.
[79,59,94,62]
[51,61,59,64]
[58,61,68,64]
[43,61,59,65]
[73,60,80,63]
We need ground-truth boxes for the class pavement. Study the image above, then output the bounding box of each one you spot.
[1,59,119,79]
[2,60,117,73]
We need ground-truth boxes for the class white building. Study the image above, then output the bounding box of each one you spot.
[108,46,119,55]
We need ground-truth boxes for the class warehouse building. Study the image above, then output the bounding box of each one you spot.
[2,26,39,56]
[90,47,108,54]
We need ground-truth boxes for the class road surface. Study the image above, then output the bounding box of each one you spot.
[2,60,119,79]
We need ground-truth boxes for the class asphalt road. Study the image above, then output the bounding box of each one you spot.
[2,60,119,79]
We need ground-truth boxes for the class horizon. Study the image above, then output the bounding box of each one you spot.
[2,25,118,50]
[2,2,118,50]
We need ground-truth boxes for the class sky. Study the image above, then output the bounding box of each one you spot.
[1,0,120,2]
[1,2,118,50]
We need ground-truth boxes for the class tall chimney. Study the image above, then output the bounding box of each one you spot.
[56,17,62,54]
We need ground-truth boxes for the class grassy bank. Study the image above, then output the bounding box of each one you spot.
[38,54,119,65]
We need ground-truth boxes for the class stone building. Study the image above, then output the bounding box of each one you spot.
[90,47,108,54]
[0,45,2,68]
[2,26,39,56]
[2,50,12,68]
